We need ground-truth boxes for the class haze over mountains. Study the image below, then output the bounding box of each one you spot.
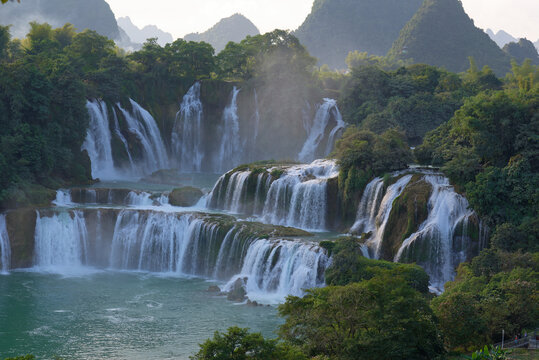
[184,14,260,53]
[1,0,538,74]
[117,16,173,47]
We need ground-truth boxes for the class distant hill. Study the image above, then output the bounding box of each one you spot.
[388,0,511,76]
[486,29,517,48]
[503,39,539,65]
[535,40,539,53]
[0,0,120,40]
[184,14,259,53]
[117,16,174,47]
[294,0,423,69]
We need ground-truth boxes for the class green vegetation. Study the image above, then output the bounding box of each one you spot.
[190,327,305,360]
[333,127,412,223]
[431,249,538,352]
[388,0,511,76]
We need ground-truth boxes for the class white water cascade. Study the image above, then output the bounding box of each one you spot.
[30,208,329,301]
[224,238,330,302]
[117,99,169,174]
[0,215,10,274]
[82,100,116,179]
[261,160,338,231]
[34,211,89,272]
[53,189,73,207]
[215,87,242,173]
[298,99,346,163]
[172,82,205,172]
[83,99,169,179]
[350,177,385,235]
[208,159,339,231]
[394,175,475,292]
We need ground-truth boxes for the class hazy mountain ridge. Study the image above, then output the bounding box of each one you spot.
[486,29,517,48]
[117,16,174,47]
[294,0,423,69]
[184,13,260,53]
[0,0,120,40]
[388,0,511,75]
[503,38,539,65]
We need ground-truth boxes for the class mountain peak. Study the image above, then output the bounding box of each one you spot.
[117,16,173,47]
[294,0,423,69]
[184,13,260,53]
[388,0,510,75]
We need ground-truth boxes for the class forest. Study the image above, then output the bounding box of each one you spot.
[0,18,537,360]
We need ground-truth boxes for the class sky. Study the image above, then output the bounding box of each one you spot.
[106,0,539,41]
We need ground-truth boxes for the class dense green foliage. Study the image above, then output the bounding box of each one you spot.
[324,237,430,293]
[190,327,305,360]
[388,0,511,76]
[184,14,260,53]
[416,62,539,253]
[294,0,423,69]
[339,63,495,146]
[431,249,538,351]
[333,127,412,222]
[278,272,444,360]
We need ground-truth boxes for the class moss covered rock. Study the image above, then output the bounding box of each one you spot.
[169,187,204,207]
[380,175,432,261]
[5,209,38,268]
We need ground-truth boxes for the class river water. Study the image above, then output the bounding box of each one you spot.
[0,271,280,360]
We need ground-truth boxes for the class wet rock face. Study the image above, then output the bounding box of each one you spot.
[5,209,37,269]
[168,187,204,207]
[226,277,247,302]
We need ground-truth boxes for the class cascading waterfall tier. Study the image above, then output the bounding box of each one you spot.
[394,175,476,292]
[215,87,243,173]
[34,211,89,271]
[298,99,346,163]
[54,188,168,207]
[208,159,339,231]
[352,171,486,291]
[0,215,10,273]
[82,100,116,179]
[83,99,169,180]
[29,208,328,301]
[172,82,205,172]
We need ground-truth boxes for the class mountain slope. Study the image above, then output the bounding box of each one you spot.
[0,0,120,40]
[294,0,423,69]
[117,17,173,47]
[503,39,539,65]
[184,14,259,53]
[388,0,511,75]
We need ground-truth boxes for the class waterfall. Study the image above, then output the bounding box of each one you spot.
[208,159,338,231]
[82,100,116,179]
[0,215,10,274]
[216,87,242,173]
[117,99,169,174]
[172,82,205,172]
[298,99,346,163]
[126,191,154,206]
[365,175,413,258]
[262,160,338,231]
[394,175,474,292]
[34,211,89,272]
[224,238,330,302]
[53,189,73,207]
[112,109,135,172]
[350,177,385,235]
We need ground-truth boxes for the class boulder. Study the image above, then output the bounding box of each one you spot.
[169,187,203,207]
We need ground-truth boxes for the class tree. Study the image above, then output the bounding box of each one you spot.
[190,327,305,360]
[279,273,444,360]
